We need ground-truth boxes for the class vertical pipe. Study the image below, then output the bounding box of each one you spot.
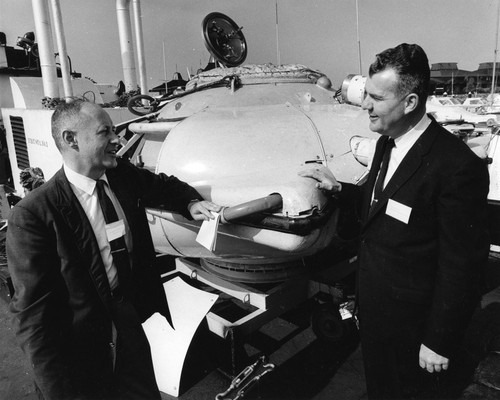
[48,0,73,100]
[116,0,137,92]
[32,0,59,99]
[131,0,147,95]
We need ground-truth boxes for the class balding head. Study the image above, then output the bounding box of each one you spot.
[51,99,120,179]
[51,99,90,151]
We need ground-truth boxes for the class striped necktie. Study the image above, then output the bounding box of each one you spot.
[95,180,131,295]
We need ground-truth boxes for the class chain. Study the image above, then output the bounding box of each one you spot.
[215,355,275,400]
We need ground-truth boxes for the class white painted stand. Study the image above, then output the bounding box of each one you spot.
[145,255,357,396]
[142,276,218,397]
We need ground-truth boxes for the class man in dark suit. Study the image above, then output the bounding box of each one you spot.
[300,43,490,399]
[7,99,221,400]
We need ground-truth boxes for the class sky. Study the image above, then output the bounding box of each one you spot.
[0,0,498,91]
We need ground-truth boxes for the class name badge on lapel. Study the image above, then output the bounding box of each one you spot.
[386,199,412,224]
[106,220,126,242]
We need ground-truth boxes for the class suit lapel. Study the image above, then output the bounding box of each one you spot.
[364,121,439,227]
[54,169,114,310]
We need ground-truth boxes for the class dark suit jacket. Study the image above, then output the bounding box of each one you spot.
[342,119,490,359]
[7,158,203,399]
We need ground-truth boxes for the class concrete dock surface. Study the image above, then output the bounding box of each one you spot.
[1,252,499,400]
[0,294,367,400]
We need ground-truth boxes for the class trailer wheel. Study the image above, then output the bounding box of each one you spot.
[311,303,344,342]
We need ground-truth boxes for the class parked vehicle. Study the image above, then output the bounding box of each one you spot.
[462,97,488,113]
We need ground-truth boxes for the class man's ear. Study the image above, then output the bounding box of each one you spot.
[404,93,419,114]
[62,130,78,148]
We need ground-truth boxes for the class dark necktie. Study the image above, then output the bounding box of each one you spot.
[372,138,395,207]
[95,180,131,294]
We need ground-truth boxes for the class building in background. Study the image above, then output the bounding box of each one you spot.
[430,62,500,95]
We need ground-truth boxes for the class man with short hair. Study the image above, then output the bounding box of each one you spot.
[300,43,489,398]
[7,99,221,399]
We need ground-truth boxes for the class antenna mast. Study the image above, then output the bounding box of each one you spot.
[275,0,281,65]
[356,0,362,75]
[491,0,500,98]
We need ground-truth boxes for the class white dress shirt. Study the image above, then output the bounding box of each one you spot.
[383,114,431,189]
[64,165,132,289]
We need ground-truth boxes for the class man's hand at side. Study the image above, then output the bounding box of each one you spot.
[419,344,449,373]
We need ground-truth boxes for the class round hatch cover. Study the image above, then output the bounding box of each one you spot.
[202,12,247,67]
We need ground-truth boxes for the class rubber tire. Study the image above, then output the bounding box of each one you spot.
[311,302,345,342]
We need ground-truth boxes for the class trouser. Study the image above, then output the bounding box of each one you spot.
[33,293,161,400]
[359,301,454,400]
[111,293,161,400]
[361,334,446,399]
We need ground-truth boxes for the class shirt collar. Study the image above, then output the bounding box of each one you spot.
[394,113,431,149]
[63,164,109,196]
